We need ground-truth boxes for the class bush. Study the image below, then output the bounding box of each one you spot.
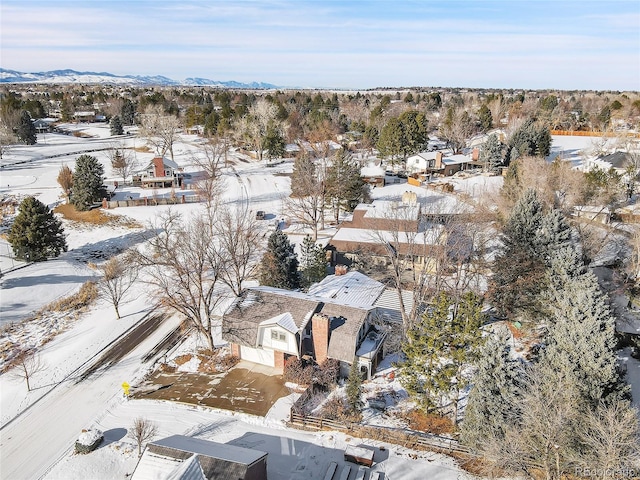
[284,357,340,389]
[315,358,340,389]
[74,429,103,454]
[401,409,455,435]
[48,281,98,312]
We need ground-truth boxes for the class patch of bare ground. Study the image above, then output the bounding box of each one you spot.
[53,204,141,228]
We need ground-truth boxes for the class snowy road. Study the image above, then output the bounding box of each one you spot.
[0,312,182,480]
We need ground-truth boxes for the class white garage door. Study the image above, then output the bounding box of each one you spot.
[239,346,275,367]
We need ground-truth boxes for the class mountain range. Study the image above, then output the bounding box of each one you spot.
[0,68,279,89]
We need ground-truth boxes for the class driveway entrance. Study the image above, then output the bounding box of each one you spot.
[134,361,290,416]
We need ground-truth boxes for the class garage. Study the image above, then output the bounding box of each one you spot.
[239,346,275,367]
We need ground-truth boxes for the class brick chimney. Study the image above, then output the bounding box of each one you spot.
[153,157,164,177]
[312,313,330,364]
[472,148,479,161]
[335,265,348,276]
[435,152,443,169]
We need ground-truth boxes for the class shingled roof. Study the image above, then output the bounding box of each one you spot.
[222,285,374,363]
[223,287,321,346]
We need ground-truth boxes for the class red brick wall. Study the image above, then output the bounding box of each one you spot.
[274,350,285,372]
[153,157,164,177]
[312,314,330,364]
[231,343,240,358]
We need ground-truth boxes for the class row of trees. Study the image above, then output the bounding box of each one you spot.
[461,189,637,477]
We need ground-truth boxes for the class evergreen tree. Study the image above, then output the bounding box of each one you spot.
[541,255,626,406]
[477,104,493,132]
[8,196,67,261]
[258,230,300,289]
[537,208,573,264]
[479,133,504,172]
[399,292,484,416]
[299,235,327,289]
[345,359,364,417]
[460,333,521,449]
[71,154,105,211]
[120,99,136,126]
[489,189,547,318]
[325,149,369,223]
[110,115,124,136]
[263,125,285,163]
[16,110,37,145]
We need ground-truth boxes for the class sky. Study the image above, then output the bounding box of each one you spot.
[1,0,639,90]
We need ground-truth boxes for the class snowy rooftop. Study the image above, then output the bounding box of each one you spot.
[308,271,386,308]
[331,225,444,246]
[356,200,420,220]
[151,435,267,466]
[259,312,299,333]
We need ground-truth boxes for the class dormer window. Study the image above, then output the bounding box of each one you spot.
[271,330,286,342]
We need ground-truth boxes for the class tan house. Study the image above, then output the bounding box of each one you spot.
[222,286,386,379]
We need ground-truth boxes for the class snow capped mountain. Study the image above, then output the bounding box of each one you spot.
[0,68,278,88]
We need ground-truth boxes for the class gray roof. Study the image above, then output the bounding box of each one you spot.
[307,271,386,308]
[133,435,267,480]
[223,286,373,363]
[600,151,634,170]
[223,287,320,346]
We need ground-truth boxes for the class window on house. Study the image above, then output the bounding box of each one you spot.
[271,330,286,342]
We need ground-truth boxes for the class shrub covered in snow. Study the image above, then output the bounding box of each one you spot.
[74,428,103,454]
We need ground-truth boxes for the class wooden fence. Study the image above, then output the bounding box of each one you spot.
[288,412,472,456]
[551,130,640,138]
[103,195,204,209]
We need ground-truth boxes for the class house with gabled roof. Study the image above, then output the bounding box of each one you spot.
[134,156,183,188]
[131,434,268,480]
[222,283,386,379]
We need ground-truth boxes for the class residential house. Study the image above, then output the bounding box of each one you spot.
[329,194,445,268]
[406,151,475,177]
[223,285,386,379]
[32,118,56,133]
[361,163,385,188]
[134,157,183,188]
[131,435,268,480]
[73,111,96,123]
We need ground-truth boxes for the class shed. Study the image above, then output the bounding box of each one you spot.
[131,435,268,480]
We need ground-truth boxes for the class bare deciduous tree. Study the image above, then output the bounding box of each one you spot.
[11,351,46,392]
[57,165,73,203]
[108,144,139,185]
[96,254,139,319]
[0,122,16,160]
[129,417,158,457]
[192,137,227,211]
[214,204,263,297]
[136,210,229,350]
[572,400,640,477]
[237,99,282,163]
[140,105,181,160]
[286,154,324,240]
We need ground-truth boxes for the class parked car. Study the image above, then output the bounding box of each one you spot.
[255,210,265,220]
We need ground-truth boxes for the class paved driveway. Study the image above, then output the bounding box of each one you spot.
[134,361,290,416]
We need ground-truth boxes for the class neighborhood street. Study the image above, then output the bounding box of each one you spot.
[0,312,182,480]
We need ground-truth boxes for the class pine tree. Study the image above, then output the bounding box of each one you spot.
[110,115,124,136]
[541,258,626,406]
[489,189,547,318]
[399,292,484,415]
[477,104,493,132]
[299,235,327,289]
[8,196,67,261]
[120,99,136,126]
[479,133,503,172]
[258,230,300,289]
[460,333,521,449]
[16,110,37,145]
[71,154,105,211]
[345,359,364,418]
[325,149,369,224]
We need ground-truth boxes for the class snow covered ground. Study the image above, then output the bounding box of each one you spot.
[0,128,485,479]
[2,128,636,479]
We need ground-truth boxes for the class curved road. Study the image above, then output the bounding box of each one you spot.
[0,312,182,480]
